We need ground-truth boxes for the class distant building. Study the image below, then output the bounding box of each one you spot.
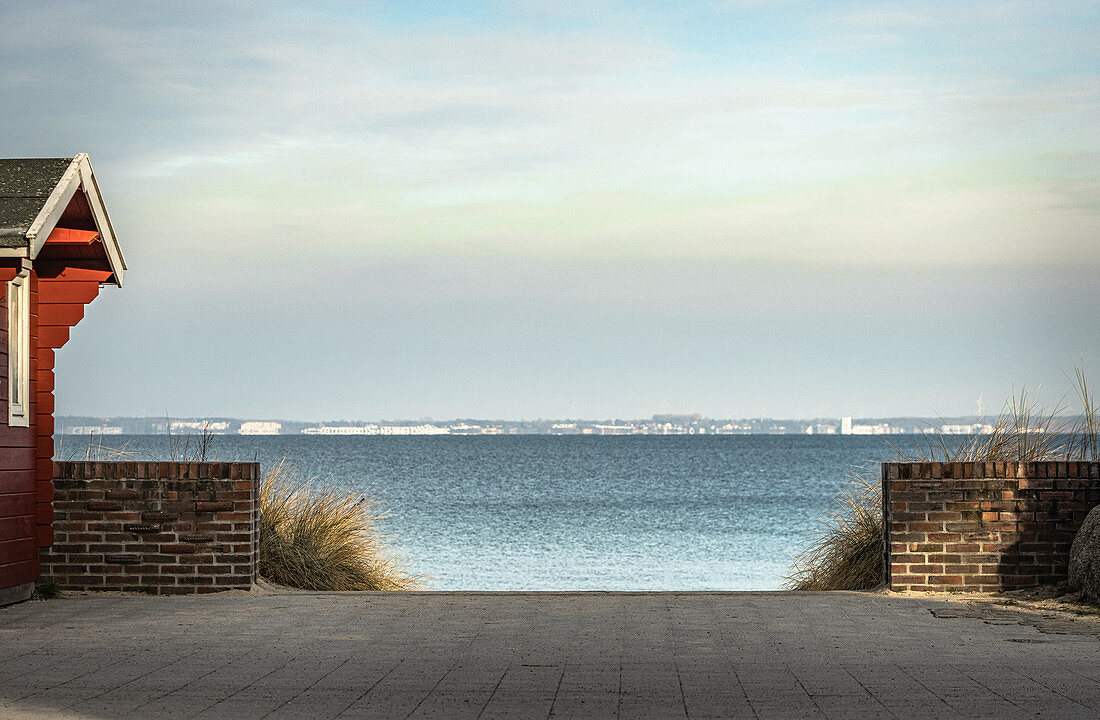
[68,426,123,435]
[841,417,853,435]
[171,420,229,432]
[302,425,378,435]
[377,424,449,435]
[847,422,897,435]
[239,421,281,435]
[941,423,994,435]
[594,424,634,435]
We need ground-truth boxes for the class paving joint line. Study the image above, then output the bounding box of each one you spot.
[61,647,205,711]
[259,656,350,719]
[333,658,404,718]
[731,668,760,720]
[971,664,1094,715]
[115,649,254,719]
[14,650,145,704]
[842,665,895,718]
[787,662,826,719]
[403,665,457,720]
[543,664,566,720]
[972,664,1042,712]
[474,668,508,720]
[193,652,300,717]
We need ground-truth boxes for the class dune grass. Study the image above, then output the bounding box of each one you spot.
[785,473,883,591]
[895,387,1071,464]
[788,367,1099,591]
[258,460,420,591]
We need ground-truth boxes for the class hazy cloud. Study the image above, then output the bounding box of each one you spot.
[1,0,1096,418]
[5,2,1095,268]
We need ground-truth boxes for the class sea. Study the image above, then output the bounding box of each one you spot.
[56,434,924,591]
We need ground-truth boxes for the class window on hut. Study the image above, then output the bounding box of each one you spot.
[7,271,29,426]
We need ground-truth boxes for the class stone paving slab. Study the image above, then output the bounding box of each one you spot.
[1,591,1099,719]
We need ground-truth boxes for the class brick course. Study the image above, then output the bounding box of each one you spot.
[882,461,1100,591]
[40,462,259,594]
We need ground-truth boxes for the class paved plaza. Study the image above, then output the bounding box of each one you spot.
[2,590,1100,719]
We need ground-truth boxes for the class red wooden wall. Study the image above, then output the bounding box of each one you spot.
[0,266,101,592]
[0,269,38,592]
[35,266,101,549]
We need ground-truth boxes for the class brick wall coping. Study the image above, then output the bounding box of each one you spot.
[54,461,260,480]
[883,461,1100,481]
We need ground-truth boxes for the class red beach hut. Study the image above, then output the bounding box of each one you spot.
[0,154,126,604]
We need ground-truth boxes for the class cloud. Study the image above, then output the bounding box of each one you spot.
[2,0,1096,273]
[3,1,1091,419]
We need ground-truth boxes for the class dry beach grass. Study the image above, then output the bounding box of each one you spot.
[258,460,421,591]
[785,474,883,591]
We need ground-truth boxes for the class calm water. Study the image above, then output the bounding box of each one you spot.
[57,434,916,590]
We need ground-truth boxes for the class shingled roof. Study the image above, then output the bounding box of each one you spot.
[0,158,74,245]
[0,154,125,285]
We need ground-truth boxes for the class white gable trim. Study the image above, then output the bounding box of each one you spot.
[76,156,126,286]
[25,153,126,286]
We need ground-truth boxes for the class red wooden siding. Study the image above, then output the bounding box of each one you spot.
[0,272,37,590]
[35,270,102,551]
[0,262,105,591]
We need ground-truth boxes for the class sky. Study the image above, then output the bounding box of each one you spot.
[1,0,1098,421]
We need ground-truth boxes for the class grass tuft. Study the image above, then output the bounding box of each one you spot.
[1069,363,1099,462]
[258,460,421,591]
[895,386,1069,464]
[31,580,61,600]
[786,473,883,591]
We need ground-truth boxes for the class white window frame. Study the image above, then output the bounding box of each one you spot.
[8,271,29,427]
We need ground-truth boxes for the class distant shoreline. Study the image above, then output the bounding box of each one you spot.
[55,411,1023,438]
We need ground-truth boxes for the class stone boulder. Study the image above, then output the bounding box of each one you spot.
[1069,505,1100,604]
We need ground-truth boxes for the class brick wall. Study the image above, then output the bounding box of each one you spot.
[883,461,1100,592]
[40,461,259,594]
